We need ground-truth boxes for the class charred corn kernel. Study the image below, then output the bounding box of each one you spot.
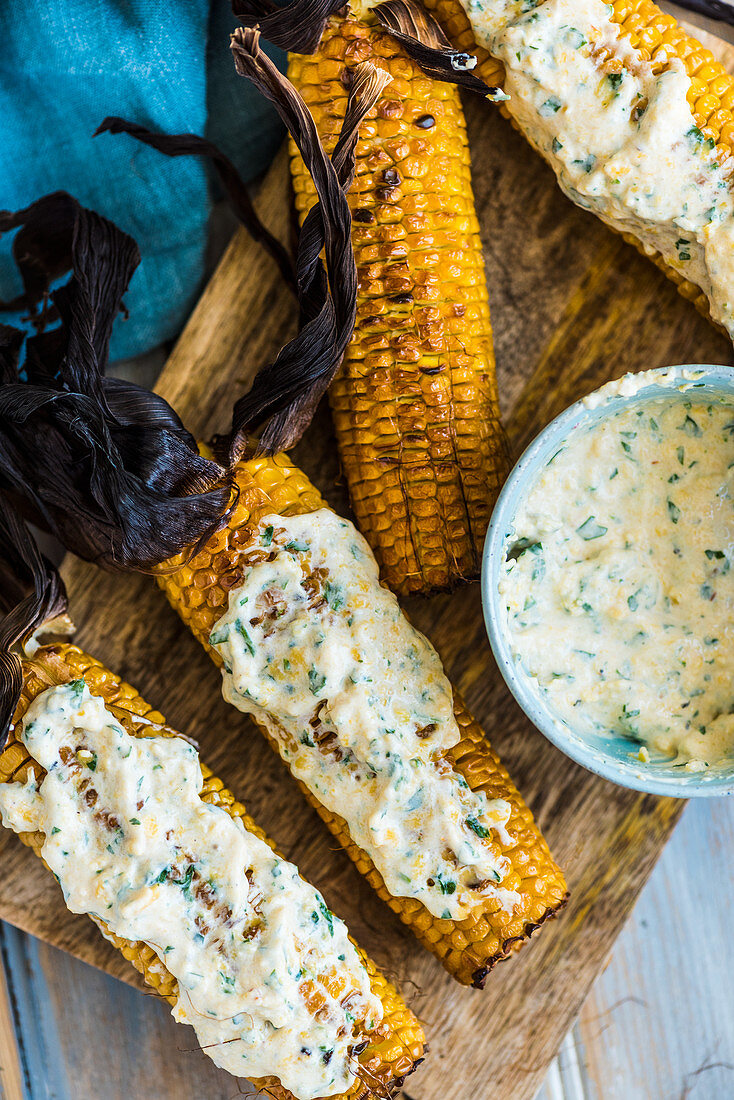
[2,644,425,1100]
[159,455,568,987]
[287,13,509,597]
[422,0,734,329]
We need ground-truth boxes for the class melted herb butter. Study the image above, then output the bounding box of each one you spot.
[501,398,734,770]
[463,0,734,336]
[0,682,380,1100]
[210,510,516,921]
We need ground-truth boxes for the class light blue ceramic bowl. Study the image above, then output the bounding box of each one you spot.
[482,365,734,798]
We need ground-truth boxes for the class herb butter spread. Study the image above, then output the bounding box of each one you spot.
[0,682,380,1099]
[500,397,734,769]
[463,0,734,337]
[210,510,516,921]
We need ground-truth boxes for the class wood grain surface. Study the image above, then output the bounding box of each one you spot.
[2,23,734,1098]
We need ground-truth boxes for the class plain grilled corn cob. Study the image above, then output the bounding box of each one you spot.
[288,11,509,597]
[159,453,568,987]
[1,644,425,1100]
[422,0,734,331]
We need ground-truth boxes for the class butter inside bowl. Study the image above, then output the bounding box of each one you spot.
[482,365,734,797]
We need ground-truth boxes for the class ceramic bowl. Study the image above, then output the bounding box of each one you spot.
[482,365,734,798]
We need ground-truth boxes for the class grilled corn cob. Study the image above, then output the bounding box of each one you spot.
[159,453,567,987]
[422,0,734,335]
[0,644,425,1100]
[288,11,509,596]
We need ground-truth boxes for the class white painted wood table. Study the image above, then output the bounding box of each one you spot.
[2,6,734,1097]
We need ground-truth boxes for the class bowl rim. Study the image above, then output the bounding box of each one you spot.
[481,364,734,799]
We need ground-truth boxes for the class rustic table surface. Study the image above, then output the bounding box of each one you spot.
[2,4,734,1098]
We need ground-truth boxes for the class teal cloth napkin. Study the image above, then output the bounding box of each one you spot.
[0,0,285,360]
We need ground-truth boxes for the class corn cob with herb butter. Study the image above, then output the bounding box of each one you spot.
[0,643,425,1100]
[287,9,509,596]
[159,453,567,987]
[0,28,564,996]
[422,0,734,338]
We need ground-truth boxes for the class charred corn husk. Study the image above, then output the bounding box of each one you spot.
[1,644,425,1100]
[287,12,509,596]
[159,454,568,987]
[422,0,734,337]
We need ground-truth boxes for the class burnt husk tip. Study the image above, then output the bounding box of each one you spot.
[0,500,68,748]
[0,192,231,572]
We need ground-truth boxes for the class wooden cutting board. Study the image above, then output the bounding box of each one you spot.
[2,21,734,1098]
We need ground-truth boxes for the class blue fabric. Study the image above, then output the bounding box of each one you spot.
[0,1,285,361]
